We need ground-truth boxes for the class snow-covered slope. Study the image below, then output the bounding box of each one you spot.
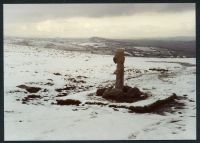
[4,42,196,140]
[5,36,196,58]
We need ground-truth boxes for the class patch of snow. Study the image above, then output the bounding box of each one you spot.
[4,41,196,140]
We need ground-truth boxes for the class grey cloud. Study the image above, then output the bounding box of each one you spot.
[159,3,195,12]
[4,3,195,23]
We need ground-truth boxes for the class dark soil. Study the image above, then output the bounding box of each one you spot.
[128,94,184,114]
[149,68,168,72]
[22,94,42,102]
[90,93,185,114]
[8,90,27,94]
[108,104,128,109]
[55,83,93,93]
[17,85,41,93]
[56,99,81,106]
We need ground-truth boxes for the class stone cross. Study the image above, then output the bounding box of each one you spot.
[113,48,125,90]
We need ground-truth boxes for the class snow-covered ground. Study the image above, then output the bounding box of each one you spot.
[4,43,196,140]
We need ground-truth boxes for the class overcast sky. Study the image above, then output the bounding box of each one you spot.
[4,3,195,39]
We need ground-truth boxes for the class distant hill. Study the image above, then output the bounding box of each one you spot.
[4,36,196,58]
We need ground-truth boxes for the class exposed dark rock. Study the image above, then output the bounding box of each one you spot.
[77,75,88,79]
[169,120,182,123]
[68,78,77,82]
[56,99,81,106]
[64,85,76,90]
[22,101,26,104]
[42,89,48,92]
[53,73,61,75]
[56,93,68,97]
[26,95,41,99]
[189,99,195,102]
[85,102,108,106]
[44,82,54,86]
[17,85,41,93]
[55,88,63,92]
